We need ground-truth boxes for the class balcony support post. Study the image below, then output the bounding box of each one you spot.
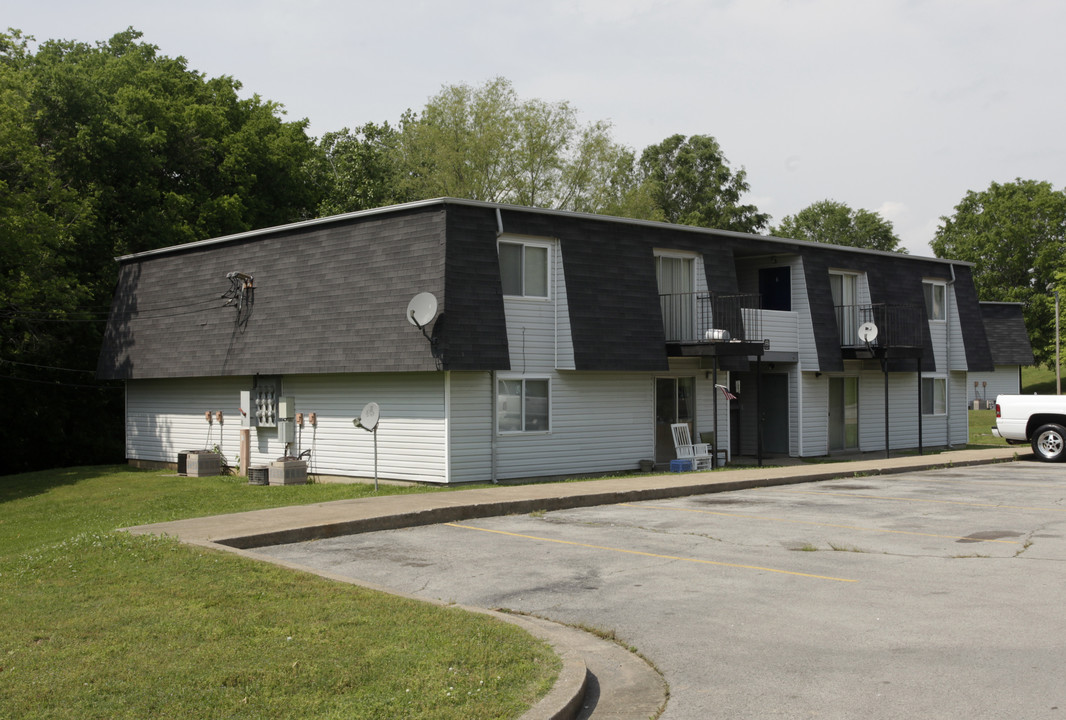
[917,356,923,456]
[712,357,719,469]
[756,356,763,467]
[882,351,890,459]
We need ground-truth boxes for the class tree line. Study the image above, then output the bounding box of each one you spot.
[2,28,1063,473]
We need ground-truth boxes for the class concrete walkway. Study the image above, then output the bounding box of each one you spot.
[126,447,1019,720]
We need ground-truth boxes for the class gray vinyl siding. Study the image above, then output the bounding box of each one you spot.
[855,369,969,451]
[793,259,819,369]
[493,371,653,480]
[448,371,494,483]
[800,371,830,456]
[126,377,247,463]
[501,237,575,372]
[127,373,450,483]
[968,367,1021,407]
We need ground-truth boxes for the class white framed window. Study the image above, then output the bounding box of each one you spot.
[498,239,550,299]
[497,376,551,433]
[830,271,859,345]
[921,377,947,415]
[655,251,697,342]
[923,281,946,321]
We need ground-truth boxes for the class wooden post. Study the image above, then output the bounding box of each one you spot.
[240,429,251,477]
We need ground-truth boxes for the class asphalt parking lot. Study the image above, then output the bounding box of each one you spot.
[256,461,1066,720]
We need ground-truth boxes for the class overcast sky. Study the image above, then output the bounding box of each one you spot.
[8,0,1065,255]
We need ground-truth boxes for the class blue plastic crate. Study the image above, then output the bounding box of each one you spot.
[670,458,694,473]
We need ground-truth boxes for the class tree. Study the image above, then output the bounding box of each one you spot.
[0,28,321,473]
[635,134,769,233]
[774,200,905,253]
[312,122,410,215]
[931,178,1066,368]
[395,77,632,212]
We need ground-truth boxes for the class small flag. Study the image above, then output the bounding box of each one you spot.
[715,384,737,400]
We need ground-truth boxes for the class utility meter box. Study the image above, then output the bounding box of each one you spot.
[239,390,257,428]
[277,396,295,420]
[277,396,296,444]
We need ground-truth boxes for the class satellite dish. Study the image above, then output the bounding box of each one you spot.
[858,322,879,344]
[358,401,379,431]
[407,292,438,328]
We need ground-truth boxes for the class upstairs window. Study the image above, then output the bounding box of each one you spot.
[923,281,946,321]
[830,271,859,345]
[499,240,549,299]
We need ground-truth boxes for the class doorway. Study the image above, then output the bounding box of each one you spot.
[759,374,790,455]
[655,377,695,463]
[828,377,859,451]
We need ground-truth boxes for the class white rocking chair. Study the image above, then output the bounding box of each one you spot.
[670,423,714,471]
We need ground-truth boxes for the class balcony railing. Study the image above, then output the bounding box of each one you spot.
[660,292,762,344]
[835,303,924,348]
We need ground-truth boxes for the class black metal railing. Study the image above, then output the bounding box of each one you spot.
[660,292,762,344]
[834,303,924,348]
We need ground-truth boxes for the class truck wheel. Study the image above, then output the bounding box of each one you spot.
[1031,424,1066,462]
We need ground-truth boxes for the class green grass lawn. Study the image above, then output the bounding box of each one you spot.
[1022,365,1061,395]
[0,467,559,719]
[968,408,1007,447]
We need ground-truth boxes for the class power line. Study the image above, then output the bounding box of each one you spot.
[2,303,223,323]
[0,359,95,374]
[0,374,123,390]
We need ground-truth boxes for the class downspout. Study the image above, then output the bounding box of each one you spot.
[796,359,803,458]
[490,371,498,483]
[946,264,956,448]
[492,207,504,484]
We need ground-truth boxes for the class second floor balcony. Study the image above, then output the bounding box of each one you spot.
[835,303,924,353]
[660,292,770,357]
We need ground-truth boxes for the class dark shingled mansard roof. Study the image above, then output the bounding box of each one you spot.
[979,302,1035,366]
[97,198,995,380]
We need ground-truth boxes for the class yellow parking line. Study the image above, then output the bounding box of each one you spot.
[444,523,858,583]
[618,503,1019,544]
[761,488,1066,513]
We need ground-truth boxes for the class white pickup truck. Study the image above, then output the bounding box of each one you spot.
[993,394,1066,461]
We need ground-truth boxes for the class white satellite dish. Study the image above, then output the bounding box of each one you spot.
[357,401,380,431]
[858,322,879,344]
[406,292,438,328]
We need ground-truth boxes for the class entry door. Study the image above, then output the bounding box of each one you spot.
[758,266,791,312]
[828,377,859,451]
[759,374,789,455]
[655,377,695,463]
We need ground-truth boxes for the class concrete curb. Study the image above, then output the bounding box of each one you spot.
[206,539,657,720]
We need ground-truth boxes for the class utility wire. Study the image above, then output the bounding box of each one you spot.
[0,359,96,374]
[2,304,223,323]
[0,374,123,390]
[11,296,221,316]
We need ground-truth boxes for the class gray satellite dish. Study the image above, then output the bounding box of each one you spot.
[858,322,879,344]
[357,401,379,431]
[407,292,438,328]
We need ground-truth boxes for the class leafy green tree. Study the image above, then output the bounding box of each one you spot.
[774,199,905,253]
[635,134,769,233]
[396,77,631,212]
[0,28,321,473]
[312,122,410,215]
[931,178,1066,368]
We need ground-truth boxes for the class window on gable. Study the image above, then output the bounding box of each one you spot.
[497,377,550,433]
[923,281,946,321]
[499,240,549,298]
[921,377,946,415]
